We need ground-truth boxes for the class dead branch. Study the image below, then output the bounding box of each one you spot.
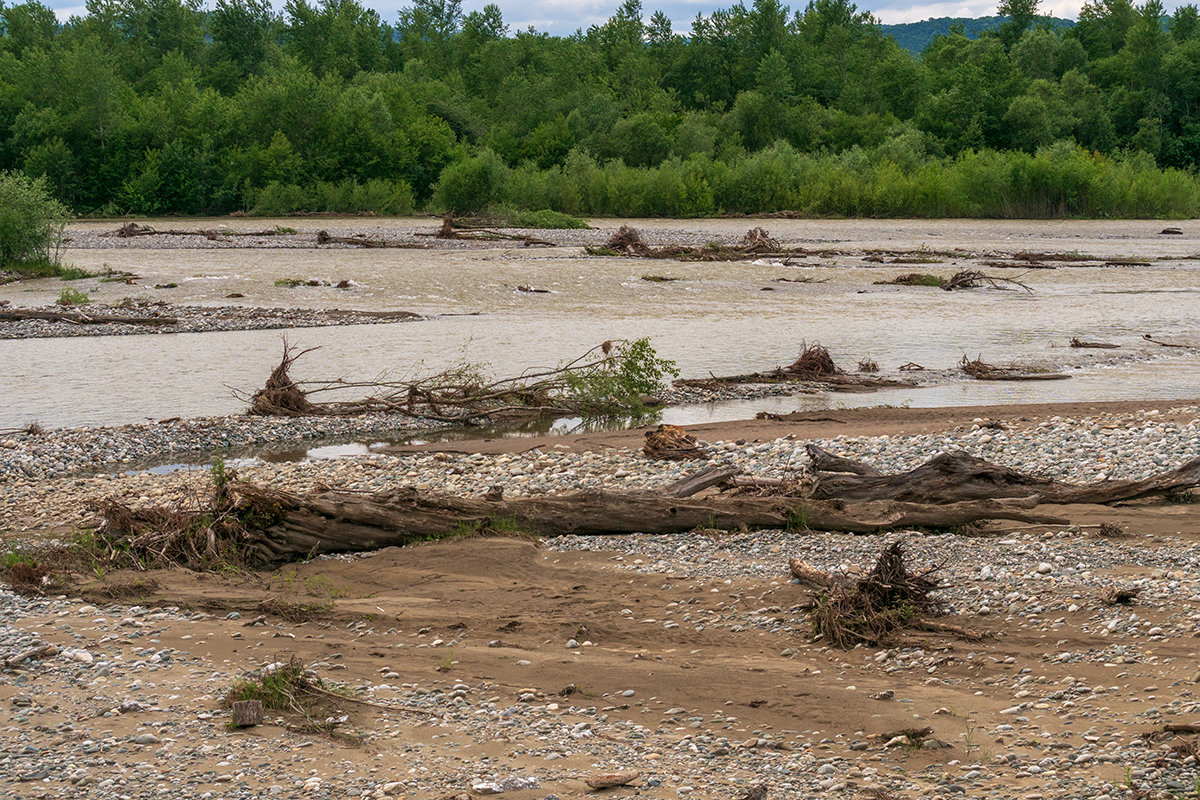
[1070,338,1120,349]
[942,270,1034,293]
[1143,334,1191,348]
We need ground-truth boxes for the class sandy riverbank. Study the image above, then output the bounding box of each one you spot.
[3,399,1200,798]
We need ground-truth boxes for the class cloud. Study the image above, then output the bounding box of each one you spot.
[39,0,1195,35]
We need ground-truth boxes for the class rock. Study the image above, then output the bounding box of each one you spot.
[132,733,160,745]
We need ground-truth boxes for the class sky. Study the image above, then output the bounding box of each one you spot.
[41,0,1193,36]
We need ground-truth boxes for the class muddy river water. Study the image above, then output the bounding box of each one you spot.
[3,217,1198,430]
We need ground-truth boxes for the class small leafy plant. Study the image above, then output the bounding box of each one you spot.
[56,287,90,306]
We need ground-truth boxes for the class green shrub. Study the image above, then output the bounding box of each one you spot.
[0,171,70,270]
[432,150,510,214]
[56,288,89,306]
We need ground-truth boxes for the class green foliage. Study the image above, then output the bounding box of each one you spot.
[433,149,509,213]
[56,288,90,306]
[561,337,679,414]
[0,2,1198,219]
[507,208,589,229]
[0,171,70,269]
[1,546,36,571]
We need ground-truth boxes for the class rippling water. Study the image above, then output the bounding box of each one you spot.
[3,218,1198,429]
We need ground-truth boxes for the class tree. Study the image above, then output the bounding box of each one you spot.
[209,0,278,83]
[0,1,59,55]
[1170,5,1199,42]
[0,170,69,268]
[997,0,1039,49]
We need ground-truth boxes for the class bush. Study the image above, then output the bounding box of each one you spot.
[431,150,510,214]
[0,171,70,270]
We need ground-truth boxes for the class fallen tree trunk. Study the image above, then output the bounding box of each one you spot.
[807,446,1200,505]
[316,230,428,249]
[0,308,179,326]
[225,483,1067,566]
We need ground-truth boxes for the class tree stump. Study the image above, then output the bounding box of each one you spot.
[231,700,264,728]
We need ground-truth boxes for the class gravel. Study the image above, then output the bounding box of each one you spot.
[0,303,422,339]
[2,404,1200,798]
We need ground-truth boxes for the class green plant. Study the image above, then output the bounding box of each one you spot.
[210,452,229,489]
[508,208,588,229]
[56,266,94,280]
[2,547,36,576]
[435,650,456,672]
[303,573,347,599]
[560,338,679,414]
[0,171,70,271]
[786,506,810,531]
[56,287,89,306]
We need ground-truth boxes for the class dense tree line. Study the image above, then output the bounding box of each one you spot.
[1,0,1199,218]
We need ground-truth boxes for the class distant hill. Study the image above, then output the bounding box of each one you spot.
[880,15,1076,54]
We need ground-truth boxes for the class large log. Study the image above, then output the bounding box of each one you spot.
[807,446,1200,505]
[0,308,178,326]
[227,484,1066,566]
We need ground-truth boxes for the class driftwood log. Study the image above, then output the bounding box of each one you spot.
[225,483,1066,566]
[316,230,428,249]
[807,446,1200,505]
[4,642,58,669]
[0,308,178,326]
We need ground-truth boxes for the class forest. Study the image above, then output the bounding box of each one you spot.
[1,0,1199,218]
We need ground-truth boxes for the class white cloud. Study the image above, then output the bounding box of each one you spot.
[38,0,1196,35]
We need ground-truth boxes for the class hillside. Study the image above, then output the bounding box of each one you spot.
[881,15,1076,53]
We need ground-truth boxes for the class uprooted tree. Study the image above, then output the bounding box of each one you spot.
[243,339,679,423]
[88,445,1200,569]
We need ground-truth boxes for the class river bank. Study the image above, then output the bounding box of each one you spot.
[3,398,1200,800]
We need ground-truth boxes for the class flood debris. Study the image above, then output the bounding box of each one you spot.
[674,343,914,391]
[876,270,1034,291]
[109,222,292,240]
[941,270,1033,292]
[419,216,554,247]
[1143,333,1191,348]
[587,225,800,262]
[643,424,707,460]
[242,338,676,424]
[798,541,961,647]
[959,355,1070,382]
[1070,337,1120,349]
[316,230,427,249]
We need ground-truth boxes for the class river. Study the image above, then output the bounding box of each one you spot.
[2,217,1198,430]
